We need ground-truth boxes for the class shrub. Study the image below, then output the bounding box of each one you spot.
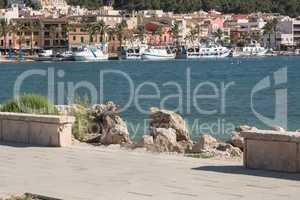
[71,97,91,141]
[0,94,58,115]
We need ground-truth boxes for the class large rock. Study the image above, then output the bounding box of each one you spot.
[88,102,131,145]
[99,114,131,145]
[175,140,193,153]
[149,108,190,141]
[152,128,178,152]
[191,134,218,153]
[228,132,244,150]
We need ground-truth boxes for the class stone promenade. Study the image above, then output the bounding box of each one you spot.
[0,143,300,200]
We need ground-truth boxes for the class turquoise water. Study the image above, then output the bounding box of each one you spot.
[0,57,299,140]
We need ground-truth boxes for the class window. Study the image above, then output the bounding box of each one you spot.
[44,32,50,38]
[9,40,12,46]
[44,40,50,46]
[80,37,84,43]
[34,32,39,36]
[53,40,59,46]
[73,36,76,41]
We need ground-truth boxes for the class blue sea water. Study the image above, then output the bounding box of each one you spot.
[0,57,299,140]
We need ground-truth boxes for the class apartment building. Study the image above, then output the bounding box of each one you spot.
[0,17,68,52]
[293,18,300,46]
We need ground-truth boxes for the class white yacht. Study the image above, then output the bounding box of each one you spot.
[186,42,230,59]
[73,44,109,61]
[142,46,176,60]
[124,45,148,60]
[235,42,268,57]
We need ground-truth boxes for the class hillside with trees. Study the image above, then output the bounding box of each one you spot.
[1,0,300,17]
[69,0,300,17]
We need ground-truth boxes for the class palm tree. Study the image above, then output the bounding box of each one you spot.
[29,20,42,55]
[114,21,127,50]
[135,25,145,43]
[170,22,180,46]
[12,21,29,52]
[0,19,10,55]
[263,21,274,49]
[272,18,279,50]
[90,20,109,43]
[195,24,201,41]
[213,28,224,44]
[185,28,197,45]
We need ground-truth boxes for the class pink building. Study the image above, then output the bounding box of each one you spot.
[144,22,174,45]
[209,17,225,33]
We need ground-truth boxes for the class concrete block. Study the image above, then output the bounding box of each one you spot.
[0,112,75,147]
[2,120,29,143]
[246,139,298,172]
[29,122,60,147]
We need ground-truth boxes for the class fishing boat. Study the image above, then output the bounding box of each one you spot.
[233,42,268,57]
[73,44,109,61]
[123,44,148,60]
[142,46,176,60]
[186,42,230,59]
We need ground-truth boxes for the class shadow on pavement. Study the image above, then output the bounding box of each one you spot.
[192,165,300,181]
[0,141,54,148]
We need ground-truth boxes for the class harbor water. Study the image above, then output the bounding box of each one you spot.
[0,56,299,140]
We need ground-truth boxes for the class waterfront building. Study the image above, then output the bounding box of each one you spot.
[144,22,174,45]
[293,18,300,47]
[0,17,68,53]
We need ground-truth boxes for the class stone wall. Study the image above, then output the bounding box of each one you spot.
[241,130,300,173]
[0,112,75,147]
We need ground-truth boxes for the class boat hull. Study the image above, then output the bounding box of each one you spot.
[73,54,109,61]
[187,51,230,59]
[142,54,176,60]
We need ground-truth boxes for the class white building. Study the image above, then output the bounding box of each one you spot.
[263,33,294,49]
[263,17,294,49]
[3,4,19,22]
[293,18,300,46]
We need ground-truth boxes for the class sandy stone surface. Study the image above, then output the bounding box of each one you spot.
[0,142,300,200]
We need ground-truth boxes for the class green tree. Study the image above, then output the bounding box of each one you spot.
[213,28,224,44]
[263,20,275,49]
[170,22,180,45]
[0,19,10,55]
[115,21,127,50]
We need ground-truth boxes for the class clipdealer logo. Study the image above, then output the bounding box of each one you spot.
[251,67,287,129]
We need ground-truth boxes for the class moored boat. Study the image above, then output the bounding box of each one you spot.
[73,44,109,61]
[142,46,176,60]
[233,42,268,57]
[186,42,230,59]
[123,44,148,60]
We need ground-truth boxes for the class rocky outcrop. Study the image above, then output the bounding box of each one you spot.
[191,134,242,158]
[228,125,259,151]
[152,128,178,152]
[136,135,154,148]
[149,107,190,141]
[143,108,193,153]
[228,132,244,150]
[191,134,218,153]
[87,102,132,145]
